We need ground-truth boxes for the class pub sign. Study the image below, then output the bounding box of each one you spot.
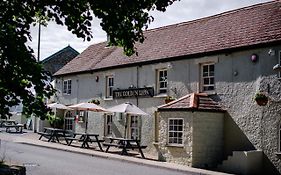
[113,87,154,98]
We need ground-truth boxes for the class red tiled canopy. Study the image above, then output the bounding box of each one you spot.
[158,93,224,112]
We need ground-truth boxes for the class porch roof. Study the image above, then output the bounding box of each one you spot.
[157,93,225,112]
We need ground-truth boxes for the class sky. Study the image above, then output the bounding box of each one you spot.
[29,0,271,60]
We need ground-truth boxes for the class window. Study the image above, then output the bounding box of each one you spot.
[157,69,167,94]
[77,111,85,122]
[168,118,183,145]
[64,111,74,131]
[130,116,140,140]
[201,63,215,91]
[63,79,72,95]
[106,76,114,98]
[105,114,113,136]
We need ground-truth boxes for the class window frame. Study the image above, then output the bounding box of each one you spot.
[156,68,168,94]
[129,115,140,140]
[63,79,72,95]
[201,63,215,92]
[64,111,74,131]
[168,118,184,146]
[105,75,114,99]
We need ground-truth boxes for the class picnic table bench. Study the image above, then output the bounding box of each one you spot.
[38,127,65,142]
[1,120,24,133]
[103,137,147,158]
[65,132,104,151]
[4,124,24,133]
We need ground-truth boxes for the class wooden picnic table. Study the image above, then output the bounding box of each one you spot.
[103,137,146,158]
[38,127,66,142]
[66,132,104,151]
[1,120,24,133]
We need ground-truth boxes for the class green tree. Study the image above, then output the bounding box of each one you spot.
[0,0,177,119]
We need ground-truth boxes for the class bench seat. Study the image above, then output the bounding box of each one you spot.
[38,132,52,140]
[103,142,121,148]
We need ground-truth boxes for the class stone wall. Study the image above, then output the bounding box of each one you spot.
[158,111,193,165]
[192,112,224,168]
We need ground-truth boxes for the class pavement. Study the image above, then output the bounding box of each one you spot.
[0,129,233,175]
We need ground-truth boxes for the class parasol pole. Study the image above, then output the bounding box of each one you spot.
[85,110,88,133]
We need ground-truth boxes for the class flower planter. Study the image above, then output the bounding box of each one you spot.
[165,99,174,104]
[255,98,268,106]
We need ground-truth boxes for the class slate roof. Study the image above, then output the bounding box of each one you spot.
[41,45,79,75]
[158,93,224,112]
[54,1,281,76]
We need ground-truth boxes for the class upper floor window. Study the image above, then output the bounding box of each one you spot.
[63,79,72,95]
[157,69,167,94]
[106,75,114,98]
[201,63,215,91]
[168,118,183,145]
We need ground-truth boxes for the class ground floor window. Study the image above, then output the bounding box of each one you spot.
[129,115,140,140]
[105,114,113,136]
[65,111,74,131]
[168,118,183,145]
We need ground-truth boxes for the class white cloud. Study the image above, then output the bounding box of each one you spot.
[29,0,270,60]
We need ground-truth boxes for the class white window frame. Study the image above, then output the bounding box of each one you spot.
[105,114,113,136]
[105,75,114,98]
[129,115,140,140]
[64,111,74,131]
[168,118,184,145]
[157,69,167,94]
[201,63,215,92]
[63,79,72,95]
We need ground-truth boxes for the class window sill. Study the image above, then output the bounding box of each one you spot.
[276,152,281,156]
[202,90,216,95]
[154,94,168,98]
[104,97,113,101]
[166,144,184,148]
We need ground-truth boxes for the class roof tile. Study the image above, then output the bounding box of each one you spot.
[158,93,224,112]
[55,1,281,76]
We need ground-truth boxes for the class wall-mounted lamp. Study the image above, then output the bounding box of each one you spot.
[251,54,258,63]
[268,49,275,56]
[95,76,99,82]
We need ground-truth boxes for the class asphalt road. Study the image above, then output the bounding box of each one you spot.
[0,141,193,175]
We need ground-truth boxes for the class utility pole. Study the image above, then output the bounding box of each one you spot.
[34,23,41,133]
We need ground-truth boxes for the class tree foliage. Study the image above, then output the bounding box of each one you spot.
[0,0,177,119]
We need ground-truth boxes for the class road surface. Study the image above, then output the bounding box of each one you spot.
[0,141,194,175]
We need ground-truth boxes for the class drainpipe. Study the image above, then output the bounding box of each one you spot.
[136,66,139,106]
